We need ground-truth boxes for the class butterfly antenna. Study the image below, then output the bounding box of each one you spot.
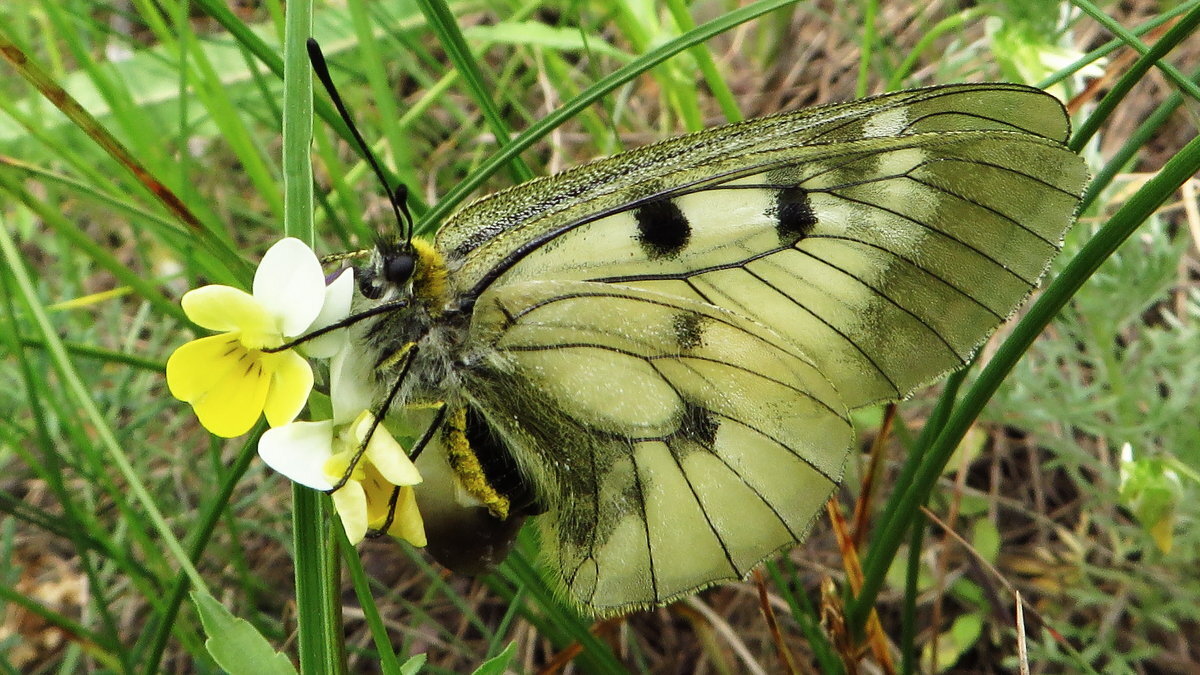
[306,38,415,243]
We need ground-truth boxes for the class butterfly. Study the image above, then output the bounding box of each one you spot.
[336,82,1087,616]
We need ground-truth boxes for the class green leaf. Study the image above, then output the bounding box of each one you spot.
[191,591,297,675]
[923,612,983,673]
[471,642,517,675]
[971,518,1001,565]
[400,653,427,675]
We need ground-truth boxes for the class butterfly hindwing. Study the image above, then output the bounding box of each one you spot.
[461,281,853,612]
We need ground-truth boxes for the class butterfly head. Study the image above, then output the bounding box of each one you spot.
[359,238,414,300]
[358,237,450,311]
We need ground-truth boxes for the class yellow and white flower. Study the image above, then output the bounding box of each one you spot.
[258,410,425,546]
[166,237,352,437]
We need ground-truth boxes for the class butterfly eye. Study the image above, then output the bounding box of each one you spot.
[384,253,416,286]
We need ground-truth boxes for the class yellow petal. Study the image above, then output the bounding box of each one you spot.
[361,463,398,525]
[166,333,242,402]
[190,354,272,437]
[384,487,426,547]
[332,481,368,545]
[1150,516,1174,555]
[364,423,421,487]
[182,285,274,336]
[261,350,313,427]
[360,468,426,546]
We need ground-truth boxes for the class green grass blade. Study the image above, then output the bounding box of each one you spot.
[281,3,345,673]
[417,0,534,183]
[0,214,209,590]
[1038,0,1200,89]
[138,433,262,674]
[339,530,404,675]
[415,0,800,233]
[1068,4,1200,152]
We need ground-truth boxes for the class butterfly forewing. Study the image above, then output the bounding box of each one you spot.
[436,83,1075,295]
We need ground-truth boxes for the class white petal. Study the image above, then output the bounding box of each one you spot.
[330,343,376,426]
[258,420,337,490]
[253,237,326,337]
[302,268,355,358]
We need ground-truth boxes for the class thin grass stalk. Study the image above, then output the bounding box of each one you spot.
[864,361,969,559]
[40,1,155,164]
[0,97,139,220]
[3,283,163,584]
[281,1,344,672]
[1067,0,1200,102]
[495,550,626,672]
[0,584,119,667]
[886,7,988,89]
[1079,67,1200,214]
[133,0,289,215]
[346,0,414,201]
[487,587,525,659]
[765,559,843,674]
[396,543,499,642]
[0,171,187,319]
[0,271,127,668]
[339,529,404,674]
[312,124,371,245]
[900,516,923,675]
[0,216,208,588]
[187,0,388,163]
[140,432,264,673]
[1040,0,1200,89]
[612,0,704,132]
[665,0,742,123]
[855,0,878,98]
[0,36,248,290]
[0,158,232,282]
[1068,5,1200,152]
[891,367,967,671]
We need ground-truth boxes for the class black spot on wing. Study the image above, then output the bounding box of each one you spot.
[672,312,707,350]
[635,198,690,258]
[773,186,817,244]
[676,401,719,447]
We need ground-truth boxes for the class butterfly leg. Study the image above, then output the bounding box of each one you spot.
[410,404,533,574]
[365,402,446,539]
[327,341,419,493]
[440,406,511,519]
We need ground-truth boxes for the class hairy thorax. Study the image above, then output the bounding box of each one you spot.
[355,237,473,408]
